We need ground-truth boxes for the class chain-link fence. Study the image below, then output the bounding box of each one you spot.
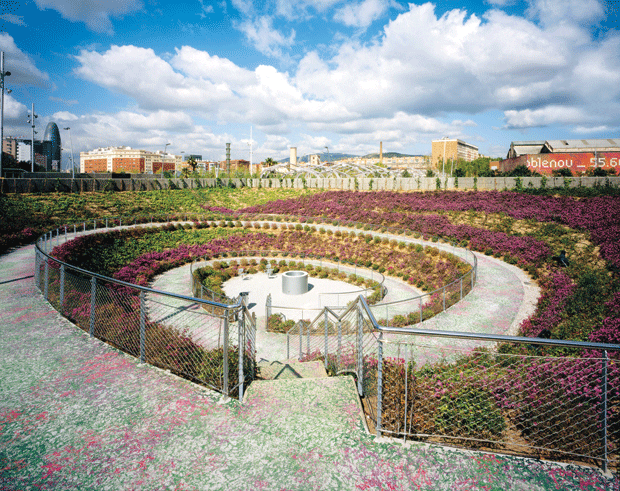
[35,234,256,400]
[375,335,619,470]
[281,293,620,471]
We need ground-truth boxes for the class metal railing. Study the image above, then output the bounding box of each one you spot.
[291,295,620,471]
[34,228,256,401]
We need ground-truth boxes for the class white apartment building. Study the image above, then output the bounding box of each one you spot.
[80,146,184,174]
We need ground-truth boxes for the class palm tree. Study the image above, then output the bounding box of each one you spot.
[187,156,198,173]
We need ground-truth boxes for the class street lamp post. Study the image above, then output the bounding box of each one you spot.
[162,142,170,176]
[63,127,75,179]
[1,51,11,178]
[27,103,38,172]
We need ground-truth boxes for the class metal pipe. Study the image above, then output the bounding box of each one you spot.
[602,350,608,472]
[238,306,245,401]
[223,315,229,395]
[59,264,65,312]
[377,331,383,436]
[324,310,329,371]
[358,295,620,352]
[89,277,96,337]
[34,241,243,310]
[140,291,146,363]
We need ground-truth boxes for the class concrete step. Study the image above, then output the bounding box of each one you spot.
[256,359,328,380]
[243,376,368,436]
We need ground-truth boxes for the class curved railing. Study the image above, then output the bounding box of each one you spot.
[30,211,620,471]
[34,225,256,401]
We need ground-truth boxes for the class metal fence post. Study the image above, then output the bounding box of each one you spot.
[443,286,446,311]
[419,296,423,323]
[602,350,609,472]
[93,219,96,231]
[44,257,49,300]
[223,314,229,396]
[56,228,59,247]
[140,291,146,363]
[306,320,310,355]
[73,223,76,235]
[265,293,271,330]
[377,331,383,436]
[299,321,303,359]
[357,300,364,397]
[287,331,290,360]
[337,320,342,367]
[34,249,41,287]
[89,277,96,338]
[59,264,65,312]
[83,222,86,232]
[238,307,245,401]
[324,310,329,371]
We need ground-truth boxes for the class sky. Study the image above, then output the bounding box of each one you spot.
[1,0,619,169]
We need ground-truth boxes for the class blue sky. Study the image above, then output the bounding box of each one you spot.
[1,0,619,169]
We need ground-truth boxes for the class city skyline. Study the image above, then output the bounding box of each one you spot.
[1,0,619,170]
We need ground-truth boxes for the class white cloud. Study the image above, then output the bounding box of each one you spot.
[525,0,605,27]
[296,2,620,129]
[2,93,28,121]
[33,0,143,34]
[72,0,620,147]
[333,0,390,28]
[573,125,613,134]
[51,111,79,121]
[74,44,353,133]
[0,14,26,26]
[503,106,585,128]
[74,45,237,112]
[171,46,255,86]
[235,16,296,58]
[0,33,50,87]
[197,0,214,18]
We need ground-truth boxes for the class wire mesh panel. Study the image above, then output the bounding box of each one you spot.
[92,279,142,358]
[377,338,619,469]
[146,289,231,392]
[61,268,95,333]
[33,238,256,401]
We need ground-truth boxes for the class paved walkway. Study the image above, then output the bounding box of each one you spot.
[1,236,617,489]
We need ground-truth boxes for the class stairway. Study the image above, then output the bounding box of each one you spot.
[256,359,328,380]
[244,360,369,435]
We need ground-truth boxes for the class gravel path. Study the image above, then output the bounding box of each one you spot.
[1,230,616,490]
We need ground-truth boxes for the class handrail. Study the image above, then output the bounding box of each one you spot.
[357,295,620,352]
[37,236,244,311]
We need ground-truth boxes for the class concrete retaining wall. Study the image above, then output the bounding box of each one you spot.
[1,175,619,194]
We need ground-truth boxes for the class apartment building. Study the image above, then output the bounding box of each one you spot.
[431,138,479,169]
[80,146,184,174]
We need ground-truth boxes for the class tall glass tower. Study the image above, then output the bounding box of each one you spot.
[43,122,61,170]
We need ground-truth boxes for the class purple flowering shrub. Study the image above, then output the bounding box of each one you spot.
[240,190,620,270]
[42,265,248,396]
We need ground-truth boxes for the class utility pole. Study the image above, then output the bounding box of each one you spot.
[0,51,11,178]
[28,103,37,172]
[63,127,75,178]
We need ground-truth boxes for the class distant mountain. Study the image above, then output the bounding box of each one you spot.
[278,152,358,164]
[277,151,424,164]
[362,152,422,159]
